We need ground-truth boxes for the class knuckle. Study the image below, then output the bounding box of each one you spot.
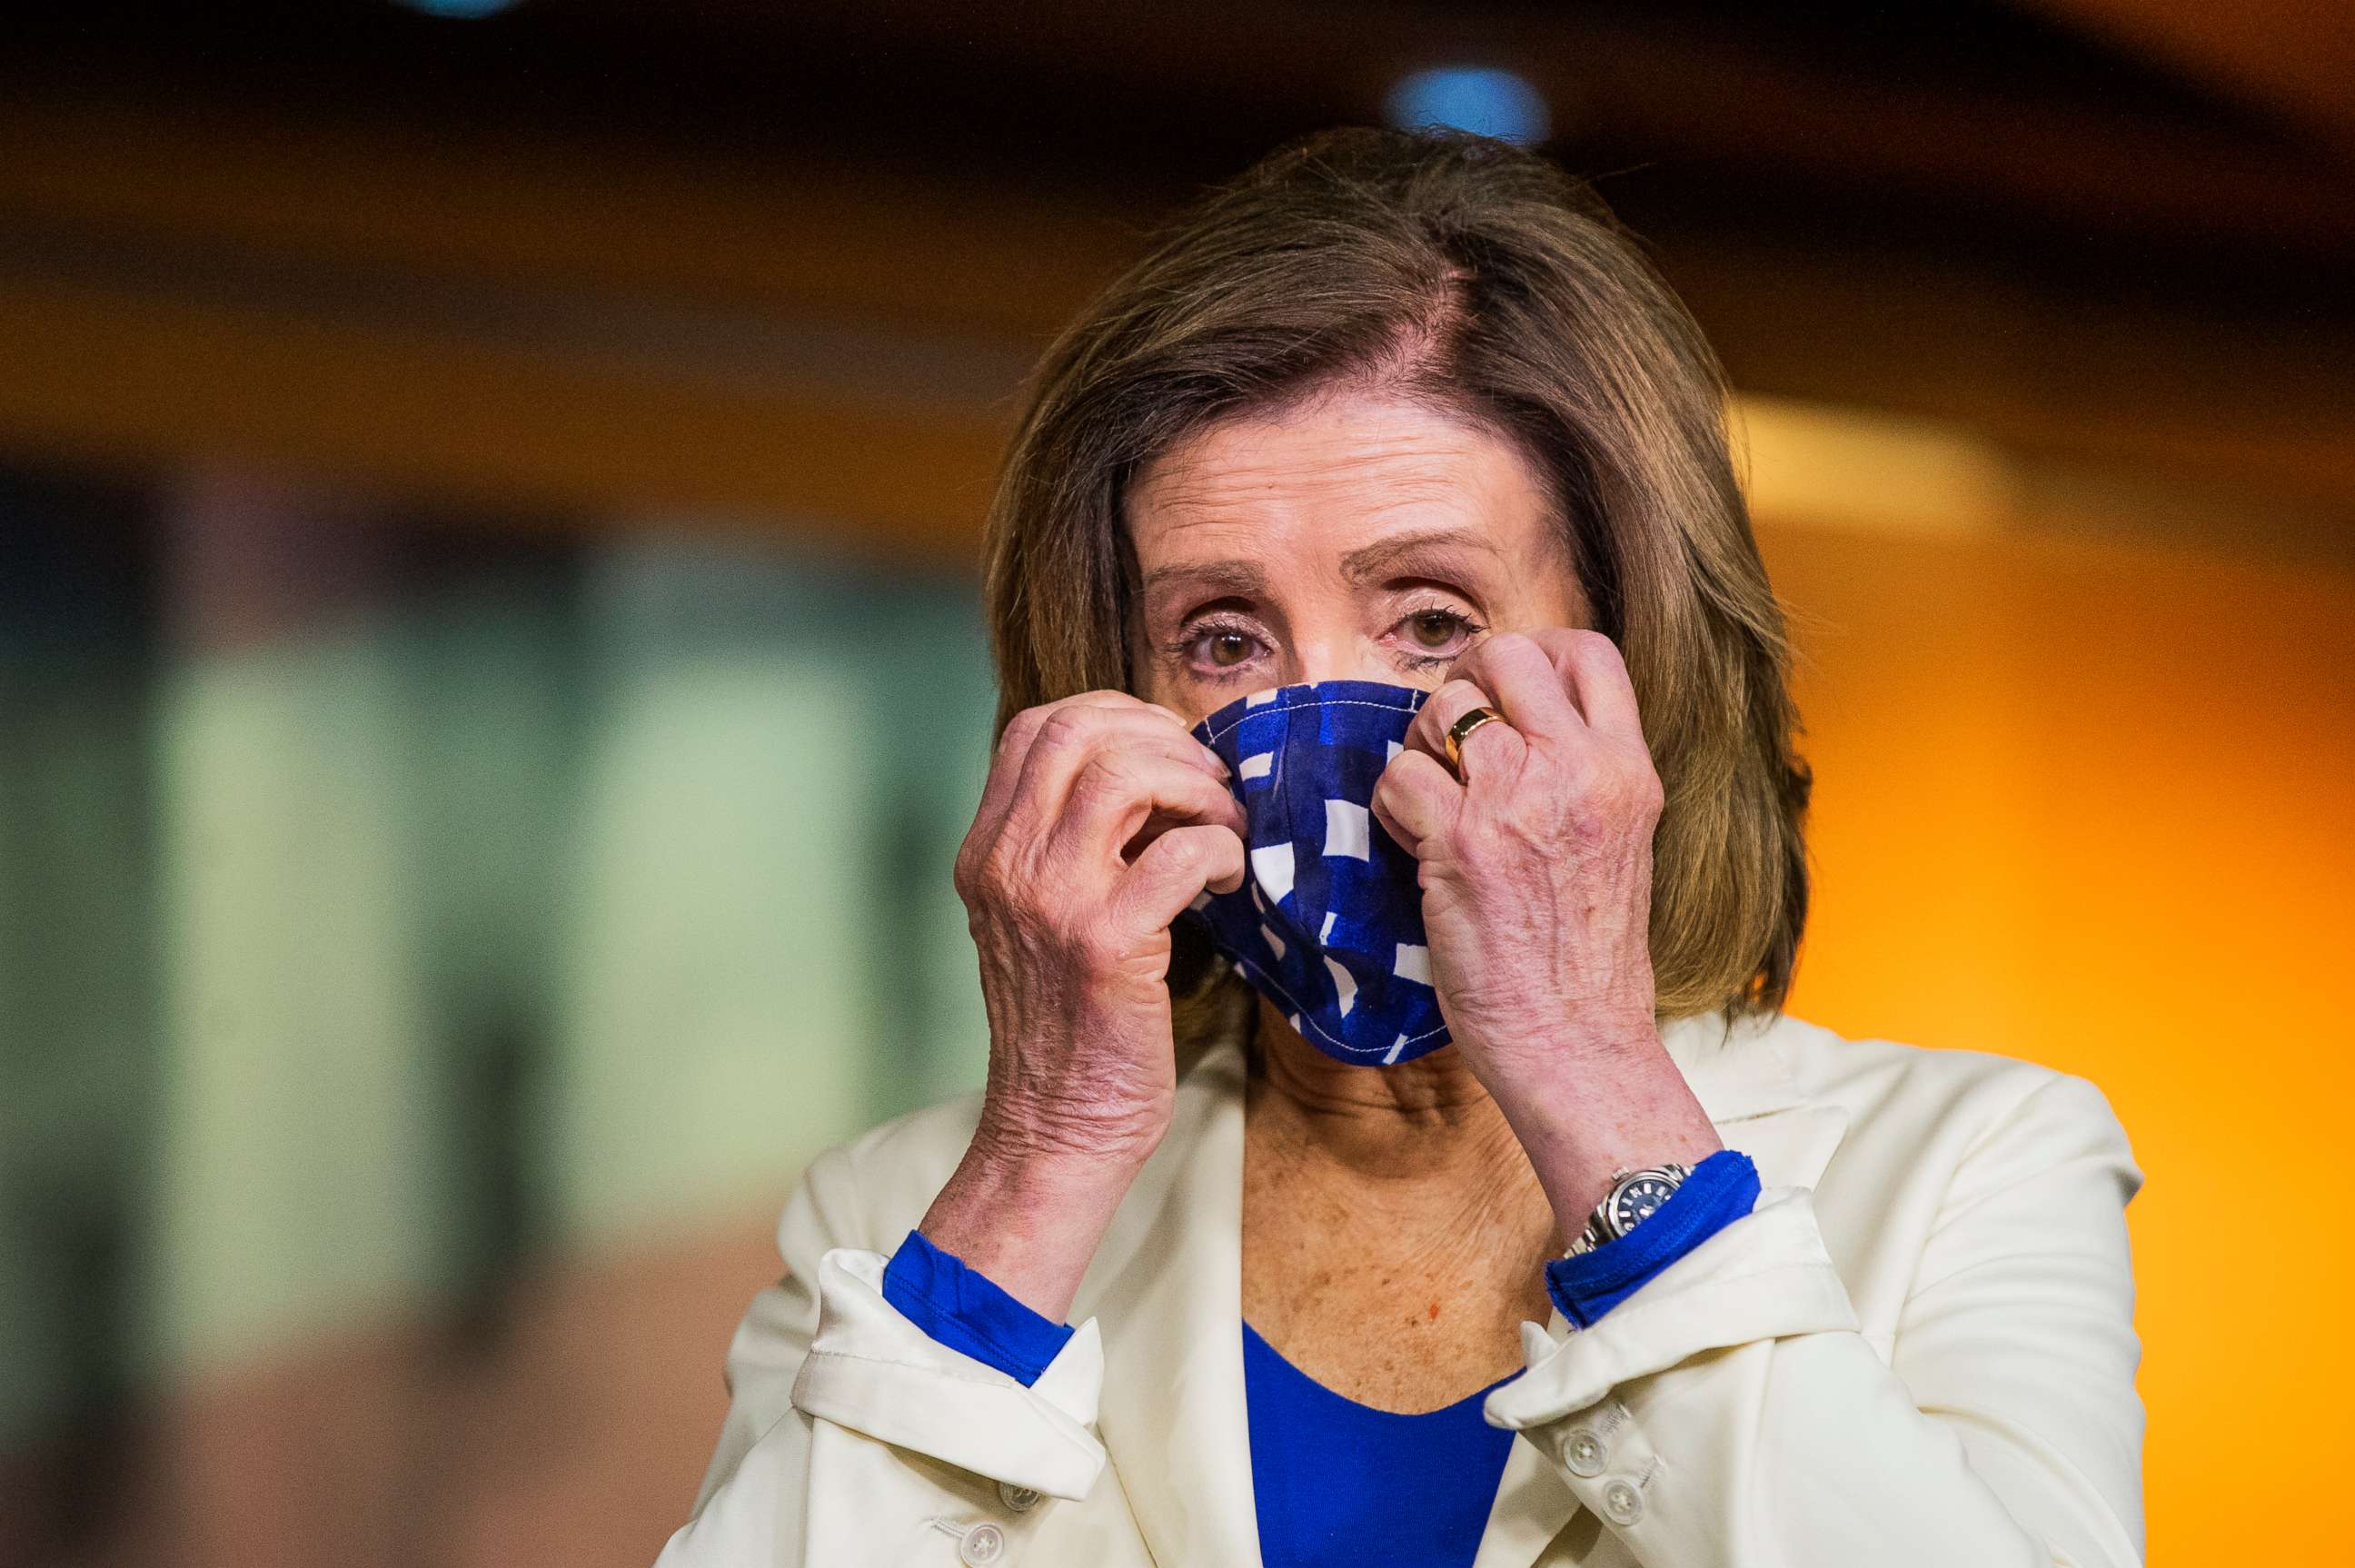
[1572,764,1651,828]
[954,829,1008,898]
[1591,774,1635,820]
[1037,707,1097,751]
[1071,750,1136,803]
[977,840,1031,900]
[999,706,1048,753]
[1599,749,1648,797]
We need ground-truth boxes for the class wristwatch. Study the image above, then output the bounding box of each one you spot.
[1564,1161,1693,1257]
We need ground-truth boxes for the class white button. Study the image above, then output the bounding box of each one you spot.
[1600,1478,1645,1526]
[959,1521,1008,1565]
[998,1482,1041,1513]
[1564,1428,1607,1476]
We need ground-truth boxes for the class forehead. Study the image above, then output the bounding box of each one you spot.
[1123,386,1555,556]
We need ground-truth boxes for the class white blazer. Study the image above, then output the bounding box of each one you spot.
[657,1006,2146,1567]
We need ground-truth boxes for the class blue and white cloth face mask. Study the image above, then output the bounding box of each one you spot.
[1179,679,1450,1067]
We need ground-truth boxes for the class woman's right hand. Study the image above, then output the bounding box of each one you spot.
[917,691,1247,1320]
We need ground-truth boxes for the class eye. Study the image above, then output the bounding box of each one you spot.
[1406,610,1465,650]
[1206,630,1255,668]
[1393,606,1486,661]
[1163,615,1270,680]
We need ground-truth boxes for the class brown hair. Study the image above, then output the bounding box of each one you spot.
[979,124,1813,1033]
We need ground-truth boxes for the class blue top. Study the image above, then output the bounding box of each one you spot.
[1241,1317,1517,1567]
[880,1146,1763,1565]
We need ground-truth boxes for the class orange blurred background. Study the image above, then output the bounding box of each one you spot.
[1770,524,2355,1566]
[3,4,2351,1566]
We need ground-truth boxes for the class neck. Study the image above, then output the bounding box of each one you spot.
[1245,993,1534,1186]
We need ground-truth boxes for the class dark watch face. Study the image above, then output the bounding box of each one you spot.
[1607,1176,1678,1235]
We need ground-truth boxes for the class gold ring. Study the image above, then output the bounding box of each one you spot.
[1443,705,1506,783]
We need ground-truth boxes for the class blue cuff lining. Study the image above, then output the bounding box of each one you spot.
[1543,1148,1763,1330]
[880,1227,1077,1387]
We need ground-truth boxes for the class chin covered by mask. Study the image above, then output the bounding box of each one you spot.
[1178,678,1450,1067]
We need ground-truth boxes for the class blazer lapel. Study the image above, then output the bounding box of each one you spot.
[1473,1007,1853,1568]
[1078,1037,1263,1568]
[1078,1008,1851,1568]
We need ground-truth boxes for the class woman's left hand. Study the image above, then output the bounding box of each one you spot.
[1369,628,1723,1227]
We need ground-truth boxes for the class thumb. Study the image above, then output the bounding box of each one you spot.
[1108,823,1246,940]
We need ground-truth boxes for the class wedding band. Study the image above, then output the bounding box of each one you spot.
[1443,705,1506,783]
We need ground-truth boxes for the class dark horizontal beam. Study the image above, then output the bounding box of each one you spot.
[0,44,2347,563]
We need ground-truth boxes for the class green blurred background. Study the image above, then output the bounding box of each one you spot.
[4,475,1009,1563]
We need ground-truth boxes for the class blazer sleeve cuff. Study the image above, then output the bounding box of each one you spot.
[789,1246,1109,1501]
[1485,1184,1860,1429]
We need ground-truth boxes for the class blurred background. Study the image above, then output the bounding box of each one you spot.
[2,2,2350,1564]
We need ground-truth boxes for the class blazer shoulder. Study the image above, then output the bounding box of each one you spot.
[1768,1011,2129,1160]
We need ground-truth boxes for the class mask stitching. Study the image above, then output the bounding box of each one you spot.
[1196,691,1426,749]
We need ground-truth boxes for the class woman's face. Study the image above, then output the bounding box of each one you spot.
[1125,383,1591,727]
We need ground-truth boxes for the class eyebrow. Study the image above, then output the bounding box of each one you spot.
[1140,526,1506,620]
[1337,527,1506,585]
[1139,558,1269,611]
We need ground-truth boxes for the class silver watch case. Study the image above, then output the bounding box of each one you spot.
[1565,1161,1693,1256]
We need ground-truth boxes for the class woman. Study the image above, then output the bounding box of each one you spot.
[657,126,2145,1568]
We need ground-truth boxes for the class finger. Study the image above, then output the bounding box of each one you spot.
[1404,678,1485,759]
[1530,628,1645,741]
[1408,677,1530,783]
[1372,748,1462,857]
[979,693,1141,829]
[1044,749,1247,875]
[997,700,1228,837]
[1107,822,1247,940]
[1113,769,1251,865]
[989,690,1203,785]
[1367,767,1420,858]
[1449,630,1583,742]
[968,702,1225,894]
